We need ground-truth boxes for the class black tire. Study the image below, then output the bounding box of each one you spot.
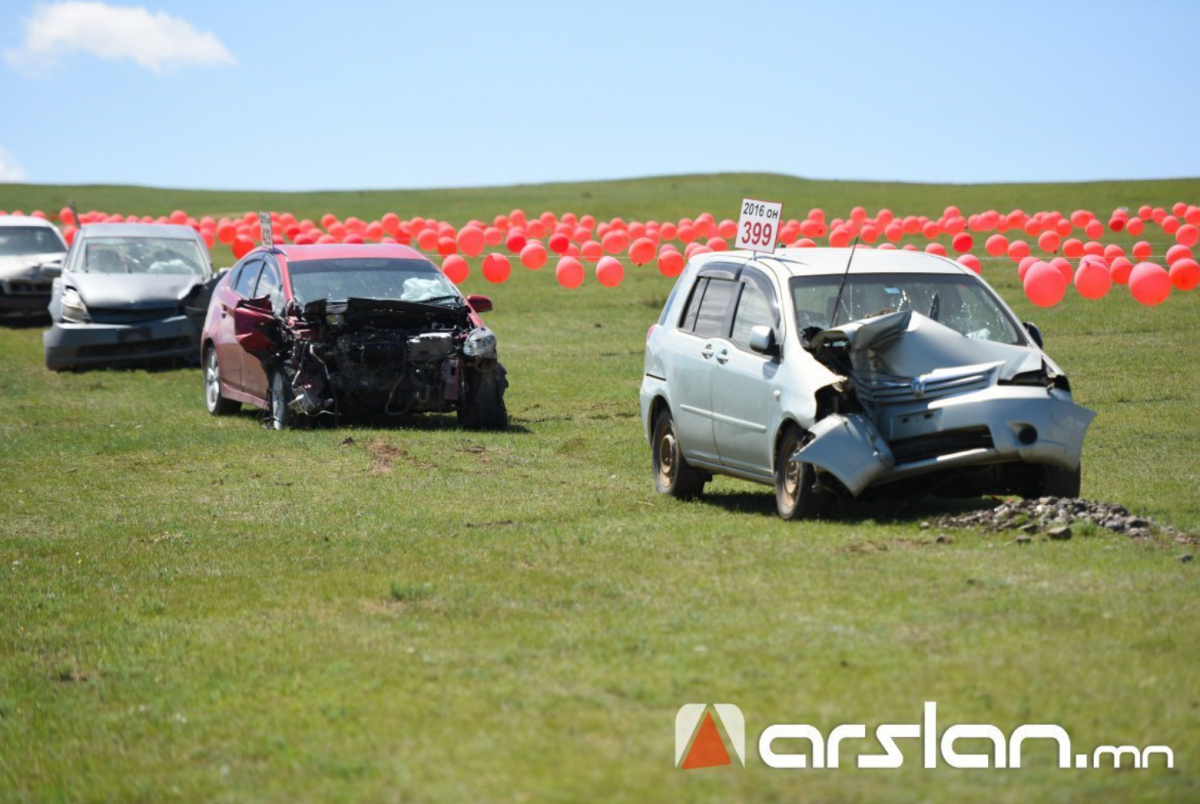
[651,408,707,499]
[459,362,508,430]
[774,424,829,520]
[267,369,294,430]
[1041,464,1082,498]
[204,346,238,416]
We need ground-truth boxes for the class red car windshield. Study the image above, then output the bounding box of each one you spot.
[288,258,459,306]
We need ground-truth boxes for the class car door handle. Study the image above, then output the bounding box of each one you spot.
[715,349,730,364]
[701,346,714,359]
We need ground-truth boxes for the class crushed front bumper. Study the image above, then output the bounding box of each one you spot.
[794,387,1095,496]
[44,314,202,371]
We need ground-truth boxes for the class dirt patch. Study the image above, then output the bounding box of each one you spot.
[365,439,434,474]
[457,443,491,464]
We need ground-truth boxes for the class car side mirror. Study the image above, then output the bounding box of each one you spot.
[467,294,493,314]
[1024,321,1043,348]
[749,325,778,356]
[40,261,63,279]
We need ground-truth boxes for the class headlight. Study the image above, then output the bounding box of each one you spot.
[462,326,497,359]
[61,287,89,323]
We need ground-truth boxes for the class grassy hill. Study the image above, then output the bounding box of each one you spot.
[1,174,1198,803]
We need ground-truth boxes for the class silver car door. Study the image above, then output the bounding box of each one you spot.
[711,271,782,476]
[664,276,737,464]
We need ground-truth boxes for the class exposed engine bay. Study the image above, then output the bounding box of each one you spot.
[238,296,505,426]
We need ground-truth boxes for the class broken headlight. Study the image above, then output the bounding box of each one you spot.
[462,326,497,360]
[61,287,89,323]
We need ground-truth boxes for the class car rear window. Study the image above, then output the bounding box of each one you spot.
[0,226,64,257]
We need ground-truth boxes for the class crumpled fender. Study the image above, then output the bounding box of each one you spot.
[792,414,894,497]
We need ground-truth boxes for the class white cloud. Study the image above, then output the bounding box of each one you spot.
[0,145,28,183]
[5,2,236,76]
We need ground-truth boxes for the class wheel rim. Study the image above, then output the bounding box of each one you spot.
[205,351,220,411]
[656,426,678,488]
[781,440,802,507]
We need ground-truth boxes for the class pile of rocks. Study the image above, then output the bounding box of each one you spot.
[927,497,1190,542]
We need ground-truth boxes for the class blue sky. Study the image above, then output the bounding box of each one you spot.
[1,0,1197,190]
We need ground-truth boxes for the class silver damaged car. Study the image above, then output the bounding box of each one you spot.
[640,248,1094,519]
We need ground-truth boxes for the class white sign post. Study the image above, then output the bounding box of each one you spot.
[259,211,274,249]
[735,198,783,254]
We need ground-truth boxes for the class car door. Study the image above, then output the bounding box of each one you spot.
[662,273,738,465]
[711,268,783,476]
[239,256,280,400]
[220,258,262,392]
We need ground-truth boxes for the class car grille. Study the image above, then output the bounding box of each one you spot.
[855,364,996,406]
[890,427,994,465]
[77,336,194,359]
[4,280,52,296]
[86,307,179,324]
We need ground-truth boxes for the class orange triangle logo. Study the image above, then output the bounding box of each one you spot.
[681,711,732,770]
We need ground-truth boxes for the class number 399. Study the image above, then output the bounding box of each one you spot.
[742,220,774,246]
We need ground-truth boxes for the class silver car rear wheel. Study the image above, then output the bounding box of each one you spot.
[652,408,706,499]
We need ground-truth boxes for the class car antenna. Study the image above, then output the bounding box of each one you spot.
[828,236,860,328]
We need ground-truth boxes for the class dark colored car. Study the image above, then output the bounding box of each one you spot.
[201,243,508,429]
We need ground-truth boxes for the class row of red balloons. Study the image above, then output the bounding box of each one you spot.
[2,203,1196,305]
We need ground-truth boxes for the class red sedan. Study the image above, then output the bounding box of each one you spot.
[201,243,507,429]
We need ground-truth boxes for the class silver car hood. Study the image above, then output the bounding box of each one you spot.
[67,272,206,310]
[808,309,1044,381]
[0,252,64,281]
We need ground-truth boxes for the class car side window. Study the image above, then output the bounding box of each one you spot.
[730,282,774,350]
[692,278,736,338]
[254,260,283,308]
[233,260,262,298]
[678,277,708,332]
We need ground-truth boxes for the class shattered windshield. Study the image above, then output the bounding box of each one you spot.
[0,226,65,257]
[790,272,1025,345]
[288,258,461,306]
[81,237,208,276]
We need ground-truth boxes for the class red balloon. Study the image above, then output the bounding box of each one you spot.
[1126,218,1145,236]
[957,254,982,274]
[924,243,947,257]
[1177,224,1200,247]
[505,228,527,253]
[555,256,584,288]
[1109,256,1134,284]
[657,248,685,277]
[796,237,817,248]
[520,242,547,270]
[1129,262,1171,306]
[951,232,973,253]
[1007,239,1031,261]
[457,225,485,257]
[1050,257,1074,284]
[442,254,469,284]
[481,253,512,284]
[1074,258,1111,300]
[1084,220,1103,239]
[1061,238,1084,258]
[596,256,624,287]
[629,237,655,266]
[1037,231,1061,253]
[1162,215,1181,235]
[601,230,628,254]
[1166,244,1193,266]
[548,232,570,255]
[232,235,255,259]
[1018,256,1040,281]
[416,229,438,250]
[381,212,400,235]
[581,240,603,263]
[1169,259,1200,291]
[984,234,1008,257]
[217,222,236,244]
[717,219,737,238]
[1132,241,1152,260]
[436,236,457,255]
[484,226,504,246]
[829,226,852,248]
[1024,262,1068,307]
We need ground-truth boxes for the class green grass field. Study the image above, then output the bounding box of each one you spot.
[2,174,1198,803]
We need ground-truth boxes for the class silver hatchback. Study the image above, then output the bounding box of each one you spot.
[639,248,1094,519]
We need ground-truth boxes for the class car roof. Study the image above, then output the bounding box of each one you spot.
[77,223,203,240]
[0,215,60,228]
[691,247,972,277]
[271,243,431,263]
